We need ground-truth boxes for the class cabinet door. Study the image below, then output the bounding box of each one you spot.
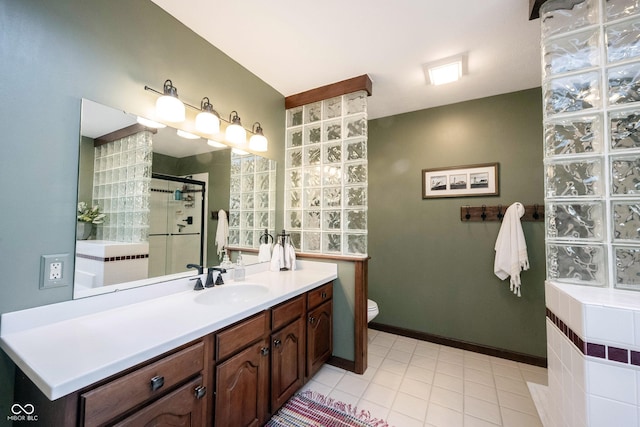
[271,318,305,411]
[215,339,269,427]
[113,376,206,427]
[306,299,333,379]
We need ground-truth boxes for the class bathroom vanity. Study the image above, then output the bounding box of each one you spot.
[1,261,337,426]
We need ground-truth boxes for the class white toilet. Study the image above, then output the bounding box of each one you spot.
[367,299,379,323]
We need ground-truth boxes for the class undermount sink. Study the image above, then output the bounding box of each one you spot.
[194,284,269,305]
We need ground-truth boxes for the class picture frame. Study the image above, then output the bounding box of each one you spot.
[422,163,499,199]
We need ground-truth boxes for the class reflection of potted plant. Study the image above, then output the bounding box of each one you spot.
[77,202,106,240]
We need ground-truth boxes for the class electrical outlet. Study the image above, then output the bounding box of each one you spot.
[50,262,62,280]
[40,254,70,289]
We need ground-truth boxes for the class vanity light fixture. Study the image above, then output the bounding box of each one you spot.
[136,116,166,129]
[155,79,186,122]
[207,139,227,148]
[225,111,247,146]
[195,97,221,134]
[249,122,268,152]
[423,54,467,86]
[176,129,200,140]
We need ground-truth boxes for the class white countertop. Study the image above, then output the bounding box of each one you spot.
[0,260,337,400]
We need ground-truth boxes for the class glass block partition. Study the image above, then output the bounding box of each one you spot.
[541,0,640,290]
[92,131,152,243]
[284,91,368,255]
[228,153,277,249]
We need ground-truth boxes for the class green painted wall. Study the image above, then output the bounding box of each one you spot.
[367,88,547,358]
[0,0,284,423]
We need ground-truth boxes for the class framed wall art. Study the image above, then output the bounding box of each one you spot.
[422,163,499,199]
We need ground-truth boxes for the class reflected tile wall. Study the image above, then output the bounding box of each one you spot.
[93,131,151,243]
[285,91,368,254]
[229,153,276,250]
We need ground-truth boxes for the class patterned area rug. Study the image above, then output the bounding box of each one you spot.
[265,390,390,427]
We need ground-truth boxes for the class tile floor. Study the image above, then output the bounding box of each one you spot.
[301,329,547,427]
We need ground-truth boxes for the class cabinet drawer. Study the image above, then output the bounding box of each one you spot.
[216,311,269,361]
[81,341,204,427]
[272,295,305,331]
[307,282,333,310]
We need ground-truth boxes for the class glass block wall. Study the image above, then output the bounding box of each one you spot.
[228,152,277,249]
[541,0,640,290]
[284,91,368,255]
[93,131,152,243]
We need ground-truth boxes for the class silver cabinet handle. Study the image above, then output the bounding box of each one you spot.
[273,339,282,348]
[261,347,270,356]
[194,385,207,399]
[150,375,164,391]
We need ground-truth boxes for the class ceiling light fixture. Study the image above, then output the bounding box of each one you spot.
[154,79,185,122]
[176,129,200,140]
[249,122,268,152]
[136,116,166,129]
[195,97,220,134]
[423,54,467,86]
[225,111,246,146]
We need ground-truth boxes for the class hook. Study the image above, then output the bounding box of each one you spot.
[533,204,540,220]
[481,205,487,221]
[465,205,471,220]
[497,204,504,221]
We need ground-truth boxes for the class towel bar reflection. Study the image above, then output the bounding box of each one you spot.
[460,204,545,222]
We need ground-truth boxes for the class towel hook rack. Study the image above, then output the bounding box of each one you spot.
[459,203,545,222]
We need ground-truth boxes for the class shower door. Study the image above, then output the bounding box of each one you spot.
[148,173,206,277]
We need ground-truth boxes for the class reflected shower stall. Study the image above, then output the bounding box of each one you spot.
[148,173,207,277]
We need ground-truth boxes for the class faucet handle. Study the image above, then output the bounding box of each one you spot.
[210,267,226,286]
[190,277,204,291]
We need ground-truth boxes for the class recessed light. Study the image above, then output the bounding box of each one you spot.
[423,54,467,86]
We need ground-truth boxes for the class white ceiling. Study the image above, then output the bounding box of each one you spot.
[150,0,542,120]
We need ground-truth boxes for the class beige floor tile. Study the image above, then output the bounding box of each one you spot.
[497,389,538,416]
[335,373,370,397]
[361,383,397,408]
[400,376,432,400]
[386,348,413,363]
[386,410,424,427]
[433,372,464,393]
[430,385,463,412]
[464,395,502,425]
[372,368,403,390]
[392,391,429,421]
[426,402,464,427]
[436,360,464,378]
[464,380,499,404]
[494,374,531,397]
[404,365,435,384]
[465,367,496,387]
[500,407,543,427]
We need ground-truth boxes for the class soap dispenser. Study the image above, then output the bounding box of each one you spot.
[220,249,234,278]
[234,251,245,281]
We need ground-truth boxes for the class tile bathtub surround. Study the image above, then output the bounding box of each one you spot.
[303,329,546,427]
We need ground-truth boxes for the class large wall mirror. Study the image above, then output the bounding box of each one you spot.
[75,99,277,299]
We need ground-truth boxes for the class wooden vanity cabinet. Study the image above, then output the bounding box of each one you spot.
[270,295,305,412]
[214,311,270,427]
[80,340,208,427]
[306,282,333,380]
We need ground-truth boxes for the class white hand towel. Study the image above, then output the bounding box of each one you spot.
[286,242,297,271]
[270,243,284,272]
[215,209,229,258]
[258,243,272,263]
[494,202,530,297]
